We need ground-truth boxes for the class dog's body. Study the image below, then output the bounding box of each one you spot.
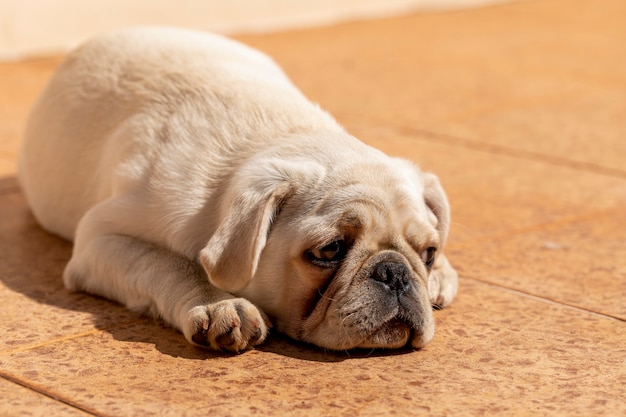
[19,27,457,352]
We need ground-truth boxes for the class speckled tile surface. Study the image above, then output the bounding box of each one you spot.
[1,0,625,415]
[0,378,93,417]
[1,279,624,416]
[450,208,626,320]
[237,0,626,174]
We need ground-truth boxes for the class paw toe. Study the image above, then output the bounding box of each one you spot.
[186,299,269,352]
[191,319,210,347]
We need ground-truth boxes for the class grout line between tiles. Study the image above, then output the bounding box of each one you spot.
[339,113,626,179]
[0,371,105,417]
[0,319,144,357]
[0,185,20,196]
[396,125,626,179]
[0,329,103,357]
[461,275,626,322]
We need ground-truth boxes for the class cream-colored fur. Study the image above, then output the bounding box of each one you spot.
[19,27,457,352]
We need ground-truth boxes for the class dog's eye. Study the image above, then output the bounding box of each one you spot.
[420,247,437,269]
[310,240,347,263]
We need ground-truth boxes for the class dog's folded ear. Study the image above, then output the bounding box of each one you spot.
[421,172,451,247]
[199,157,324,293]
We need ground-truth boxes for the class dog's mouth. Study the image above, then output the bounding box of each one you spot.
[298,303,434,351]
[355,317,413,349]
[295,270,435,351]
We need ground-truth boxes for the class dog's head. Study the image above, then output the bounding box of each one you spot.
[199,142,450,350]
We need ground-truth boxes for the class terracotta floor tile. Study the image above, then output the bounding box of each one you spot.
[0,377,91,416]
[0,157,16,177]
[1,279,624,416]
[448,208,626,319]
[0,56,62,158]
[238,0,626,173]
[0,191,144,353]
[441,88,626,176]
[0,176,19,194]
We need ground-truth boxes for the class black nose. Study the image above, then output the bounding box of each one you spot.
[370,261,411,294]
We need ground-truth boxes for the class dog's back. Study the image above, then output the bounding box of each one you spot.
[18,27,338,241]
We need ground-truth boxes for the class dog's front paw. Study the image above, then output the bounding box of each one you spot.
[185,298,271,352]
[428,254,458,309]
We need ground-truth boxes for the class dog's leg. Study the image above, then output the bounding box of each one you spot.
[427,253,458,308]
[64,200,270,352]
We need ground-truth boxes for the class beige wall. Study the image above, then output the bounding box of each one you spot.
[0,0,513,60]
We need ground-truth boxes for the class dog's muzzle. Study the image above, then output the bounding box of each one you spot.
[370,261,411,295]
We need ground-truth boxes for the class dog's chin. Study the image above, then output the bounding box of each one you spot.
[355,318,412,350]
[297,312,434,351]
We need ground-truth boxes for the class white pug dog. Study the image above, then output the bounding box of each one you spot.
[19,27,457,352]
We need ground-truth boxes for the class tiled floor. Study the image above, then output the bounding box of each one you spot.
[1,0,625,415]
